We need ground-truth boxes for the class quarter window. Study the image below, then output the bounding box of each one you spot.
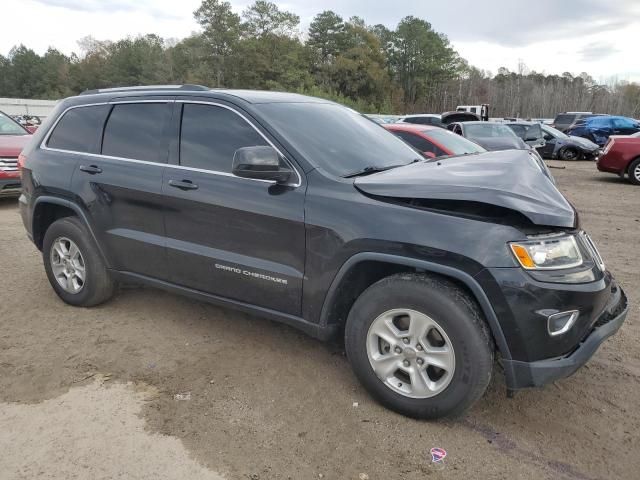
[102,103,171,163]
[47,105,110,153]
[179,104,268,172]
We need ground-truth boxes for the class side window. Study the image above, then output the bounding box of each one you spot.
[47,105,110,153]
[470,107,477,114]
[613,117,634,129]
[102,103,171,163]
[454,125,462,135]
[180,103,268,172]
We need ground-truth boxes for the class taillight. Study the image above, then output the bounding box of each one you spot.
[17,153,26,171]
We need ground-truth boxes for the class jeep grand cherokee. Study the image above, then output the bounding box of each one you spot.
[19,85,628,419]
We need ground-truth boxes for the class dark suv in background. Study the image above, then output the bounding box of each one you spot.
[552,112,604,132]
[19,86,628,419]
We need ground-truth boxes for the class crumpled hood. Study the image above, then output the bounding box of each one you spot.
[566,135,599,150]
[354,149,576,228]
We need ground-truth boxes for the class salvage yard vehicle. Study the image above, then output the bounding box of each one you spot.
[552,112,604,132]
[383,123,486,158]
[538,124,601,160]
[503,121,545,149]
[0,110,32,198]
[19,86,628,419]
[397,114,445,128]
[597,132,640,185]
[566,115,640,147]
[447,121,530,151]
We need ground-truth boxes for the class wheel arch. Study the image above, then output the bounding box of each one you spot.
[319,253,512,362]
[32,196,111,268]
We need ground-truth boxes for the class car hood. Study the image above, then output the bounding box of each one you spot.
[566,135,599,150]
[354,149,576,228]
[0,134,31,156]
[468,136,528,151]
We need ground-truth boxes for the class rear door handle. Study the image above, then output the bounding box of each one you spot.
[168,179,198,191]
[79,165,102,175]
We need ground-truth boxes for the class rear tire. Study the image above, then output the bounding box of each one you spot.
[628,158,640,186]
[43,216,115,307]
[344,273,493,419]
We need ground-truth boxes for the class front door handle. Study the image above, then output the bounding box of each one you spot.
[79,165,102,175]
[168,179,198,191]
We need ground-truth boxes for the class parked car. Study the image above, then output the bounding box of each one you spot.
[538,124,601,160]
[566,116,640,146]
[397,114,445,128]
[447,121,529,151]
[20,85,628,419]
[383,124,486,158]
[552,112,604,132]
[366,114,403,125]
[455,104,490,121]
[441,111,480,126]
[597,133,640,185]
[0,110,32,198]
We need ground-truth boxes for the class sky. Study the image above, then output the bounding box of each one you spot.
[2,0,639,83]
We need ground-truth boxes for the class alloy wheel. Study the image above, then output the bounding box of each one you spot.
[50,237,86,294]
[366,309,455,398]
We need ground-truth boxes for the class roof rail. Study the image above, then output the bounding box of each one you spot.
[80,84,210,96]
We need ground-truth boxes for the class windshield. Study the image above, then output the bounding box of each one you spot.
[464,123,517,138]
[257,103,420,177]
[542,125,568,139]
[0,112,28,135]
[424,129,486,154]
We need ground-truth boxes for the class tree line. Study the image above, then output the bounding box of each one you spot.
[1,0,639,118]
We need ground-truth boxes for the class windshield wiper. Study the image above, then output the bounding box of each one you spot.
[343,159,421,178]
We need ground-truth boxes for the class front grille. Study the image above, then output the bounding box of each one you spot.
[0,157,19,172]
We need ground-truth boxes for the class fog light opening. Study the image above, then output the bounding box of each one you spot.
[547,310,579,336]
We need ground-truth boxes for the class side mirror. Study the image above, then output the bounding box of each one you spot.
[422,151,436,159]
[232,146,292,183]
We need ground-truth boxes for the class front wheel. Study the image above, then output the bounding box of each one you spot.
[345,274,493,419]
[559,147,580,161]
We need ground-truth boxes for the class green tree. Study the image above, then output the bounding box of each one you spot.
[242,1,299,38]
[194,0,241,86]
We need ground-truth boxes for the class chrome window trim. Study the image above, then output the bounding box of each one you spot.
[40,99,302,187]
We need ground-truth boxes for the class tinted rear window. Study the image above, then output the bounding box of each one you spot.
[102,103,171,163]
[47,105,110,153]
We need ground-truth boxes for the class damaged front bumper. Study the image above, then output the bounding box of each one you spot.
[502,285,628,390]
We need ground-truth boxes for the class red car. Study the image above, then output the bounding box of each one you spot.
[597,132,640,185]
[0,110,32,198]
[383,123,486,158]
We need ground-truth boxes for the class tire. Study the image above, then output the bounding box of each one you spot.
[42,216,115,307]
[344,273,493,420]
[559,147,580,161]
[628,157,640,186]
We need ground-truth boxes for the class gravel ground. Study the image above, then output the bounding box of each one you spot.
[0,160,638,480]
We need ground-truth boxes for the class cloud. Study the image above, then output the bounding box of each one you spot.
[579,42,619,62]
[30,0,180,19]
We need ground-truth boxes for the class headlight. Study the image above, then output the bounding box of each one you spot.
[509,235,583,270]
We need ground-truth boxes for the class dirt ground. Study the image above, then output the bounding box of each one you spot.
[0,160,638,480]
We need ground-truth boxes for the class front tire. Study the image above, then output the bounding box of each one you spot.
[559,147,580,161]
[43,216,115,307]
[345,273,493,419]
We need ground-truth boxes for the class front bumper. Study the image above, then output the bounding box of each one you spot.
[502,286,628,390]
[0,177,21,198]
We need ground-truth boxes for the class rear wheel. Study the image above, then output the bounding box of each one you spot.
[345,273,493,419]
[43,217,115,306]
[628,158,640,186]
[559,147,580,161]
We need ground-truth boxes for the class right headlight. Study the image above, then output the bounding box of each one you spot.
[509,234,583,270]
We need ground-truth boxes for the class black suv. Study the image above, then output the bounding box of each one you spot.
[19,86,628,419]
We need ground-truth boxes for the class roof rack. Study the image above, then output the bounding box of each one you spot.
[80,84,210,96]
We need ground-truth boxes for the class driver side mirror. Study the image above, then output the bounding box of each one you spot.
[232,146,292,183]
